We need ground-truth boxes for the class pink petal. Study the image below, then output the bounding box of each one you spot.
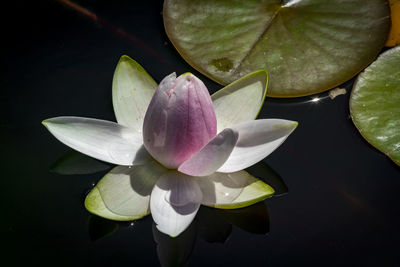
[143,73,217,169]
[178,128,238,177]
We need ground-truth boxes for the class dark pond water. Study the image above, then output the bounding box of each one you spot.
[2,1,400,266]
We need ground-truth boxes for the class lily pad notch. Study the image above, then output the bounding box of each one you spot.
[163,0,390,97]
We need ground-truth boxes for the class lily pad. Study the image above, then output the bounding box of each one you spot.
[163,0,390,97]
[350,46,400,166]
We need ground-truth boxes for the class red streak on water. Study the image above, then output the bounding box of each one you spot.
[57,0,170,66]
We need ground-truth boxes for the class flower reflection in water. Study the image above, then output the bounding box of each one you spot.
[52,151,287,266]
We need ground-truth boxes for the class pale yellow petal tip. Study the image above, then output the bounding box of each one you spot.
[257,181,275,198]
[119,54,134,62]
[42,118,62,127]
[42,119,54,128]
[84,187,106,218]
[209,180,275,210]
[84,187,147,222]
[253,69,269,77]
[118,55,142,68]
[273,120,299,132]
[285,120,299,131]
[181,72,193,76]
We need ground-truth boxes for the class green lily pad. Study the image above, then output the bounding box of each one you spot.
[350,46,400,166]
[163,0,390,97]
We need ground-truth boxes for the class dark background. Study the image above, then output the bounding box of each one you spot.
[2,0,399,266]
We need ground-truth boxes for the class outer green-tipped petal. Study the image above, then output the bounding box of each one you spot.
[97,161,166,217]
[150,172,202,237]
[178,128,238,177]
[112,55,158,132]
[211,70,268,132]
[42,117,147,166]
[85,187,139,221]
[196,170,274,209]
[218,119,298,173]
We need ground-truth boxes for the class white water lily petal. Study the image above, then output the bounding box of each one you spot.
[197,170,274,209]
[178,128,238,177]
[97,161,166,217]
[112,55,158,132]
[150,172,202,237]
[218,119,298,173]
[42,117,147,165]
[212,70,268,133]
[85,187,139,221]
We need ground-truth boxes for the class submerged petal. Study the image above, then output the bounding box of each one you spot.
[42,117,147,165]
[218,119,298,173]
[143,73,217,169]
[178,128,238,177]
[150,172,202,237]
[212,70,268,132]
[196,170,274,209]
[112,55,158,132]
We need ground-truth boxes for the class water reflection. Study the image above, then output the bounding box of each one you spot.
[154,202,269,267]
[87,215,119,241]
[87,202,270,267]
[51,151,111,175]
[52,151,286,266]
[246,161,288,196]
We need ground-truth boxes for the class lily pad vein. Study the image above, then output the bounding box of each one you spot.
[234,5,283,74]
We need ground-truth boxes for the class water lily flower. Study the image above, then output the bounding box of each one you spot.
[43,56,297,237]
